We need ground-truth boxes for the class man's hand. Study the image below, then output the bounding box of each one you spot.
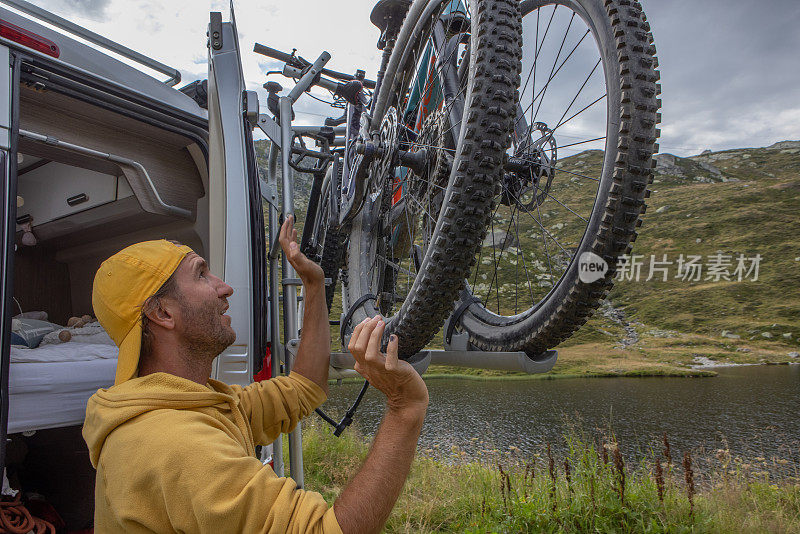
[279,215,324,288]
[348,316,429,413]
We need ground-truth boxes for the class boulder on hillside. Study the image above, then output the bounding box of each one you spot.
[767,140,800,150]
[483,229,519,250]
[655,153,727,183]
[695,160,722,176]
[653,153,685,177]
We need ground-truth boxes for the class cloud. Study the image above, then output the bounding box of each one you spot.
[35,0,111,22]
[24,0,800,156]
[644,0,800,155]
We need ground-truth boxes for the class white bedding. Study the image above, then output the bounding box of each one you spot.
[11,341,118,363]
[7,343,118,434]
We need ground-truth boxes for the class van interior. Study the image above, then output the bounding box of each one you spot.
[7,82,209,528]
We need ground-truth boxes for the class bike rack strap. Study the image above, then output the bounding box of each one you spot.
[444,295,481,346]
[339,293,377,347]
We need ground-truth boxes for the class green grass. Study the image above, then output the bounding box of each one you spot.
[290,421,800,533]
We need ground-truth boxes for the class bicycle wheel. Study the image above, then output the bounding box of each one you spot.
[452,0,661,356]
[343,0,523,358]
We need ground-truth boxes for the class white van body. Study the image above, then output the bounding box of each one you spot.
[0,2,267,525]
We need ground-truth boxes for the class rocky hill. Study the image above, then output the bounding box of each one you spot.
[554,140,800,373]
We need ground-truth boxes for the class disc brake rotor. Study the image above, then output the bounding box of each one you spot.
[503,122,557,210]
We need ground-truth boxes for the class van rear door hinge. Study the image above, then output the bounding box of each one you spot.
[243,90,259,127]
[209,12,223,50]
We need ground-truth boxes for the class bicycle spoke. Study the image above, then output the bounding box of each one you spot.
[516,28,591,128]
[532,184,555,285]
[519,5,541,100]
[514,215,519,313]
[409,2,469,131]
[378,254,417,278]
[552,93,607,135]
[377,0,478,313]
[543,164,600,182]
[390,169,447,199]
[485,206,518,312]
[533,183,588,223]
[509,184,573,259]
[526,4,558,99]
[484,215,498,304]
[531,12,576,126]
[407,142,456,154]
[512,206,537,305]
[480,199,505,304]
[405,190,437,225]
[549,59,602,134]
[555,136,606,151]
[437,80,469,140]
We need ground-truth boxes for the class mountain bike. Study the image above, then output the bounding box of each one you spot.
[256,0,660,361]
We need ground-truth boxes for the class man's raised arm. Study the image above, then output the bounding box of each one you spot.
[333,318,429,534]
[277,216,430,533]
[279,215,330,395]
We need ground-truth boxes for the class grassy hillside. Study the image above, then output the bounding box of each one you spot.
[551,141,800,374]
[256,137,800,376]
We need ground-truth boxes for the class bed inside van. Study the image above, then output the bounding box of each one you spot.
[7,81,209,527]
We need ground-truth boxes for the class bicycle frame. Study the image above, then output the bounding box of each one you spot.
[253,0,558,486]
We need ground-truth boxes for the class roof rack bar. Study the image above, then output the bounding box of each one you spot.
[1,0,181,86]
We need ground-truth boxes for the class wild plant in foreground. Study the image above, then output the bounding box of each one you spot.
[599,437,609,465]
[497,461,511,512]
[564,457,572,496]
[683,451,695,519]
[663,432,673,469]
[547,442,557,512]
[612,442,626,507]
[654,457,665,504]
[522,458,534,500]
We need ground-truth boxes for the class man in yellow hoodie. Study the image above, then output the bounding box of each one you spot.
[82,216,429,533]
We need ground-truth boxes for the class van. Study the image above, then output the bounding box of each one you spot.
[0,2,266,527]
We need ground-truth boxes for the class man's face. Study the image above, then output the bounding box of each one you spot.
[169,253,236,356]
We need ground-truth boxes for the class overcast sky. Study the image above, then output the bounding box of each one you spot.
[14,0,800,157]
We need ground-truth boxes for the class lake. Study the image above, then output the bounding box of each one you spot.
[319,365,799,478]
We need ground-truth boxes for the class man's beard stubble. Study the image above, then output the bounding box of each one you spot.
[179,299,236,358]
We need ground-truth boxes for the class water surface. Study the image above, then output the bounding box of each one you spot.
[319,365,799,477]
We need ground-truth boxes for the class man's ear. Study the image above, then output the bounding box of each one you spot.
[143,297,177,331]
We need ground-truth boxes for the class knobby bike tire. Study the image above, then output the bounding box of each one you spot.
[344,0,524,359]
[455,0,661,357]
[309,164,346,312]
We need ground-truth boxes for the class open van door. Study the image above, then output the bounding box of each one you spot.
[0,43,16,471]
[207,5,267,386]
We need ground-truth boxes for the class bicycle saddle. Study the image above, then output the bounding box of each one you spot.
[370,0,412,32]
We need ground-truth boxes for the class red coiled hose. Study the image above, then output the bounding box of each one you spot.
[0,495,55,534]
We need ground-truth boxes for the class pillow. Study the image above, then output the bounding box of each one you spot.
[10,318,60,348]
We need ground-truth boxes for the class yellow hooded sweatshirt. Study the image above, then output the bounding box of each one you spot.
[82,371,343,533]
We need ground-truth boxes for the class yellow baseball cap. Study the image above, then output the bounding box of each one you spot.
[92,240,193,385]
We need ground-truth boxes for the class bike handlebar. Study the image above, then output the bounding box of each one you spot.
[254,42,376,89]
[282,65,369,108]
[283,65,338,92]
